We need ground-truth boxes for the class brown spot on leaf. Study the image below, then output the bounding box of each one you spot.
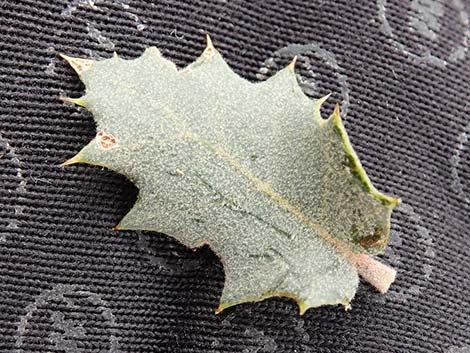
[96,130,118,150]
[359,227,384,249]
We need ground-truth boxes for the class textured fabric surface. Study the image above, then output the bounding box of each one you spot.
[0,0,469,352]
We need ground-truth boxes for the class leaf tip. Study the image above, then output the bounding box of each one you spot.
[297,301,310,316]
[333,102,341,121]
[316,93,331,107]
[114,219,132,231]
[214,303,227,315]
[203,33,217,59]
[60,53,95,76]
[287,55,298,72]
[60,96,88,108]
[206,33,214,48]
[59,154,82,167]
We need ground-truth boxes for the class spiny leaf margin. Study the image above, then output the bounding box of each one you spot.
[60,35,400,315]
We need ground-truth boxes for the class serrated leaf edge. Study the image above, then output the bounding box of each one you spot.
[59,35,400,314]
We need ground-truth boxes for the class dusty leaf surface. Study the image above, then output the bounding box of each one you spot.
[61,38,399,314]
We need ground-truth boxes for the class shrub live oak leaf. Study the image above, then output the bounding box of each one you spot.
[60,36,400,315]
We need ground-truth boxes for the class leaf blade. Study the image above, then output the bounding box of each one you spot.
[61,37,399,313]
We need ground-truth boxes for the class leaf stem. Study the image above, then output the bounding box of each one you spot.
[351,254,396,293]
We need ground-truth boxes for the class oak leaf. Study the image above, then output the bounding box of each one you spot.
[61,36,400,314]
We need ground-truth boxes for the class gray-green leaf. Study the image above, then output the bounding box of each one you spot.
[61,36,399,314]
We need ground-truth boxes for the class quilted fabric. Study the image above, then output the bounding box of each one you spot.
[0,1,469,352]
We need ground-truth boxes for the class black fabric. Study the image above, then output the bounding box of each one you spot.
[1,0,469,352]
